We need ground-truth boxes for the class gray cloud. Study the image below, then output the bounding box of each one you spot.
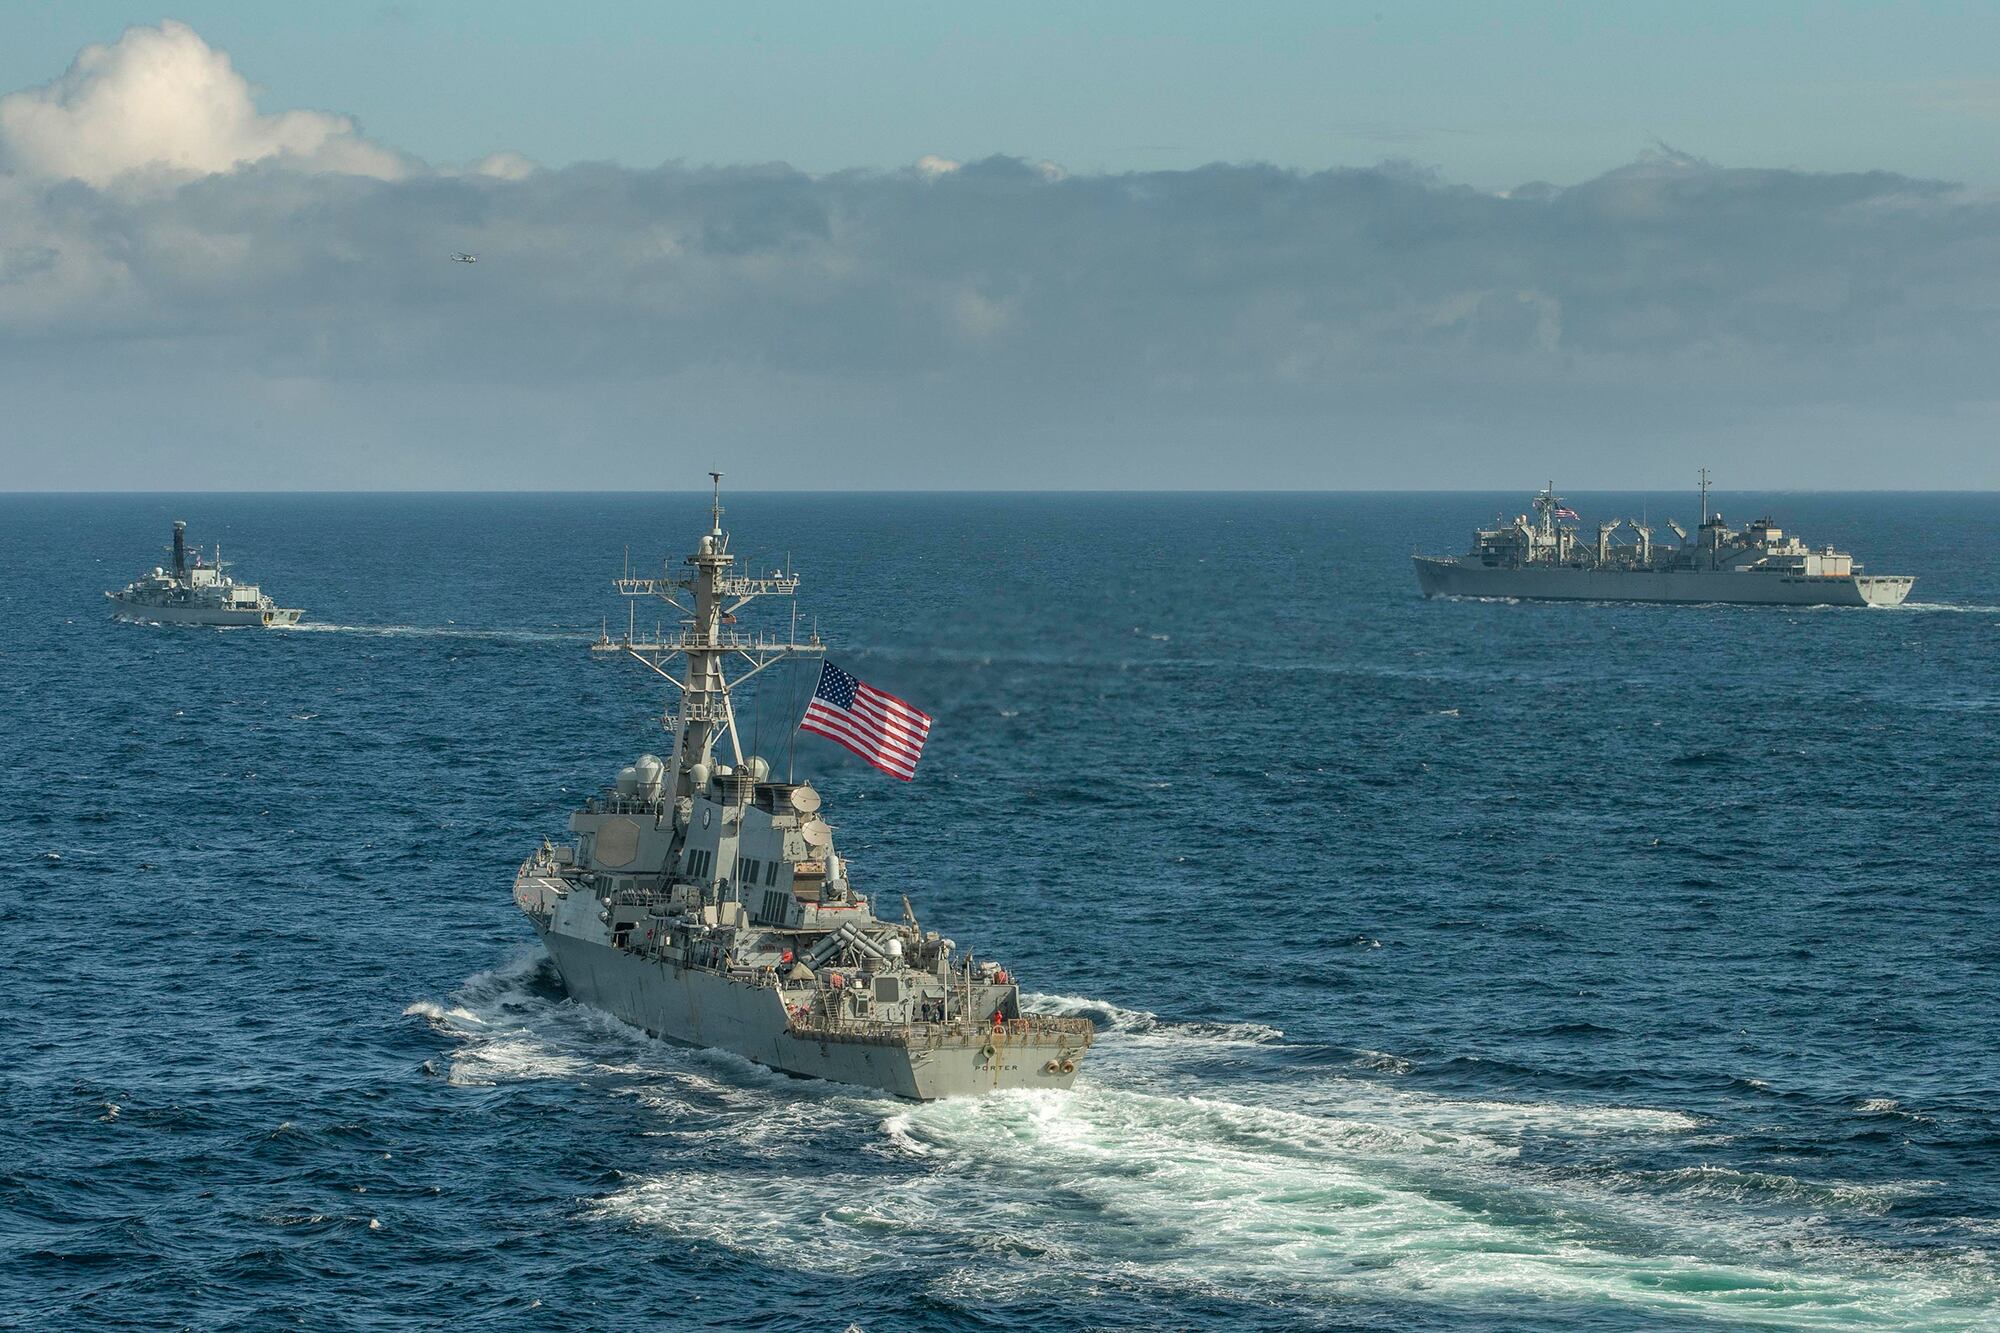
[2,27,1997,488]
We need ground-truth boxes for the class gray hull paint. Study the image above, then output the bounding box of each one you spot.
[107,595,302,627]
[540,927,1084,1100]
[1413,557,1913,607]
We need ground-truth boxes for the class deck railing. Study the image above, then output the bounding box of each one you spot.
[784,1014,1095,1046]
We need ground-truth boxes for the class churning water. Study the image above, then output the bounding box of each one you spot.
[3,492,1996,1330]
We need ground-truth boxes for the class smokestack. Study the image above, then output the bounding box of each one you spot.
[172,521,187,577]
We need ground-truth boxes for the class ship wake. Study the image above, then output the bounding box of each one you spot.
[281,623,592,644]
[405,972,1995,1329]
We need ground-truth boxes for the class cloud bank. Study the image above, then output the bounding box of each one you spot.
[2,23,1996,489]
[0,20,405,185]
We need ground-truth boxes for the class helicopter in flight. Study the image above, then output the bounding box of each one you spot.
[450,252,478,263]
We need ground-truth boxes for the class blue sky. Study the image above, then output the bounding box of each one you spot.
[7,2,2000,187]
[1,8,1996,489]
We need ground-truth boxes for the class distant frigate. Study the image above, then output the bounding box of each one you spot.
[107,521,304,626]
[1415,474,1914,607]
[513,477,1094,1099]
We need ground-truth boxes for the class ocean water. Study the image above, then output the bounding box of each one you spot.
[2,490,1996,1331]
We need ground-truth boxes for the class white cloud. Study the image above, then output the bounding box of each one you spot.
[470,151,539,180]
[2,25,1998,487]
[0,20,406,185]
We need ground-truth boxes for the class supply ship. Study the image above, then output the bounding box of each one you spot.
[108,521,304,626]
[513,478,1093,1099]
[1415,475,1913,607]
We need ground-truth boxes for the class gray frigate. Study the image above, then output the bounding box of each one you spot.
[1415,475,1913,607]
[513,479,1094,1099]
[107,521,304,626]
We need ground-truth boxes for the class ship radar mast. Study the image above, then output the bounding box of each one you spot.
[594,478,826,805]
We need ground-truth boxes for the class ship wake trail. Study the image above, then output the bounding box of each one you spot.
[592,1067,1986,1327]
[1894,602,2000,615]
[405,956,663,1087]
[566,985,1994,1328]
[282,623,592,644]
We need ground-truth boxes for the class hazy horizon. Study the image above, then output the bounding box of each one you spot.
[10,485,1994,497]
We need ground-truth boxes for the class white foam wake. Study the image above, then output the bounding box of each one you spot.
[598,1081,1979,1326]
[1023,991,1284,1045]
[281,622,592,644]
[418,970,1988,1326]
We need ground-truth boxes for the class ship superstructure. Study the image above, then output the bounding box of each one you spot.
[513,478,1093,1099]
[1414,475,1913,607]
[107,521,304,626]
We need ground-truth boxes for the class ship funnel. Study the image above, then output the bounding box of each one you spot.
[172,521,188,577]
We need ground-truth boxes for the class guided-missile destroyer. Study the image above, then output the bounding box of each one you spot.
[513,478,1093,1099]
[1415,474,1914,607]
[107,521,303,626]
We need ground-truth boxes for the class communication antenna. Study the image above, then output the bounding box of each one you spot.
[1699,467,1711,528]
[709,471,724,534]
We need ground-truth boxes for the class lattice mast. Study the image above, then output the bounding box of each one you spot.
[591,473,825,803]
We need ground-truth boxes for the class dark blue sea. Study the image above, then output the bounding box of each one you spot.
[4,492,1997,1331]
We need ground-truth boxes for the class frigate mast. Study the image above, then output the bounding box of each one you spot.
[591,472,825,804]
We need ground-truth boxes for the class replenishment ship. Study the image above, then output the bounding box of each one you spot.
[107,521,304,626]
[513,478,1093,1099]
[1415,474,1914,607]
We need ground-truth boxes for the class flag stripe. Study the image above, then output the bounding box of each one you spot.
[796,661,931,779]
[800,715,920,778]
[800,705,924,764]
[854,682,929,719]
[849,695,930,742]
[802,713,924,768]
[852,691,931,734]
[852,678,930,719]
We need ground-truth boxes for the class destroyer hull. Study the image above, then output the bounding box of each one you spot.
[538,925,1085,1100]
[1414,557,1913,607]
[107,593,304,626]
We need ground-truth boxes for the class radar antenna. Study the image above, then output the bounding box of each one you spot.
[595,478,825,805]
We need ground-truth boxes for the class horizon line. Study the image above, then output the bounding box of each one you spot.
[3,487,1996,498]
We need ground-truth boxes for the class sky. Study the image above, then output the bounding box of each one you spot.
[1,6,1997,489]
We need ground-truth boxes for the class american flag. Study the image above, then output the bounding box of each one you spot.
[799,661,932,780]
[1555,507,1580,520]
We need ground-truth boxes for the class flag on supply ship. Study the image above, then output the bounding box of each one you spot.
[798,661,932,780]
[1555,507,1580,520]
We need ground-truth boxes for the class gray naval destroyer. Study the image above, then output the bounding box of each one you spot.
[107,521,304,626]
[513,480,1094,1099]
[1415,475,1914,607]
